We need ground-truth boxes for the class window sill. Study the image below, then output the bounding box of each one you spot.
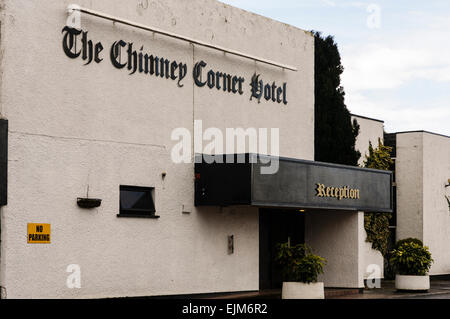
[116,214,160,219]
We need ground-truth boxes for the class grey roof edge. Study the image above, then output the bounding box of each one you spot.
[194,153,393,175]
[388,130,450,139]
[350,113,385,123]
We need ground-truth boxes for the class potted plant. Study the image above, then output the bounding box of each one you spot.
[389,238,433,291]
[275,242,326,299]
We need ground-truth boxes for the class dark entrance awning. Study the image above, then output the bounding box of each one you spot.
[194,154,393,213]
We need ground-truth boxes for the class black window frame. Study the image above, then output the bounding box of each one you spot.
[117,185,160,219]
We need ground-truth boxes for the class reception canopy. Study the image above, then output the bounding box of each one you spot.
[195,154,393,213]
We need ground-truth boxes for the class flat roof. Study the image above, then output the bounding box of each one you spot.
[350,113,385,123]
[217,0,313,36]
[388,130,450,139]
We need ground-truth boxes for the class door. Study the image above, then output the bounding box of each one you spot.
[259,209,305,290]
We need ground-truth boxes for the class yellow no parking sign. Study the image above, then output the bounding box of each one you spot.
[27,223,51,244]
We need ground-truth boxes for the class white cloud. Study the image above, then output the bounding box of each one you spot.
[220,1,450,134]
[315,0,368,8]
[348,93,450,135]
[342,13,450,91]
[342,44,436,91]
[341,11,450,134]
[321,0,336,7]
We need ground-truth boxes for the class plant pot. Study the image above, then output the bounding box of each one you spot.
[282,282,325,299]
[395,275,430,291]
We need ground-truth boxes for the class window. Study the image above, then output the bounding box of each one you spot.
[117,185,159,218]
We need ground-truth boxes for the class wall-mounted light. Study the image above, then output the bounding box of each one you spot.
[228,235,234,255]
[445,179,450,188]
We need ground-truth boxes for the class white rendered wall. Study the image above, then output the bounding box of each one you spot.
[362,236,384,280]
[0,0,314,298]
[396,132,450,275]
[305,211,365,288]
[351,115,384,166]
[422,133,450,275]
[351,115,385,280]
[396,133,424,241]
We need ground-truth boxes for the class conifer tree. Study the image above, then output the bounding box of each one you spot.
[314,32,360,165]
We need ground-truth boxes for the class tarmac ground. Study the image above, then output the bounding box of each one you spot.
[205,279,450,299]
[328,280,450,299]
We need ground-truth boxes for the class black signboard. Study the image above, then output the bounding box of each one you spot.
[0,119,7,206]
[195,154,393,213]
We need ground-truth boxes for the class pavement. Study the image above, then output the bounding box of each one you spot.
[203,280,450,299]
[328,280,450,299]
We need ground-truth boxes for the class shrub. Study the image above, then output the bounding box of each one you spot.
[275,243,326,283]
[364,212,392,255]
[394,238,423,249]
[362,139,394,256]
[389,239,433,276]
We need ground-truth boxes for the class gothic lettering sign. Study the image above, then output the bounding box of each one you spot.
[61,26,288,104]
[251,157,392,212]
[315,183,360,200]
[250,74,287,105]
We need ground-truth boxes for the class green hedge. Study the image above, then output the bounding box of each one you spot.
[395,238,423,249]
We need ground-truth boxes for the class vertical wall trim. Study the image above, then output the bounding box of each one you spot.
[0,119,7,206]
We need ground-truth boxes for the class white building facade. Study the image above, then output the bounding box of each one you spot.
[0,0,393,299]
[386,131,450,276]
[351,114,386,280]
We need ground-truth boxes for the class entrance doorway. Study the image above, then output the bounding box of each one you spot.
[259,209,305,290]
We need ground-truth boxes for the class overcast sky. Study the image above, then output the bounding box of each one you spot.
[220,0,450,135]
